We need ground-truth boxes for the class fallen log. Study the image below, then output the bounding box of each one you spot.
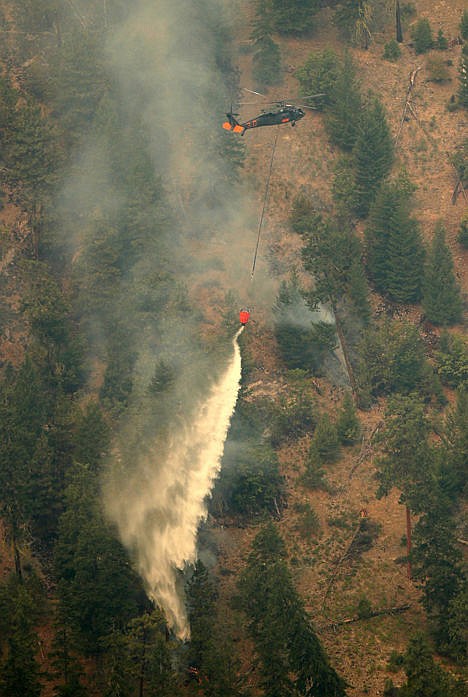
[323,604,411,630]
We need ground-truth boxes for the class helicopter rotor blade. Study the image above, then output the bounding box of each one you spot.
[301,93,326,100]
[243,87,267,97]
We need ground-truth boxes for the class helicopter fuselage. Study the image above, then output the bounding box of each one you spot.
[223,104,306,135]
[241,105,305,130]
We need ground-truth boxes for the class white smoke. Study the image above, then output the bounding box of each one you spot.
[103,328,243,638]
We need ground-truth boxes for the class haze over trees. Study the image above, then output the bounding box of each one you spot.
[0,0,467,694]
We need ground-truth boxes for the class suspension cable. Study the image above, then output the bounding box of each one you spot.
[250,128,279,279]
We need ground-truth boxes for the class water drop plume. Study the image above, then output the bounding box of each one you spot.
[103,328,243,639]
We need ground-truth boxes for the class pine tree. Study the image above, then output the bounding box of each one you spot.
[401,634,466,696]
[336,391,360,445]
[325,51,362,151]
[347,257,371,323]
[353,97,394,217]
[376,394,434,513]
[412,18,433,54]
[358,320,431,399]
[252,35,282,88]
[309,413,340,464]
[186,561,218,667]
[0,584,43,697]
[457,215,468,248]
[273,277,337,375]
[295,49,340,111]
[365,180,425,302]
[270,0,319,36]
[238,523,346,697]
[250,0,282,89]
[412,510,466,658]
[422,223,463,326]
[461,10,468,40]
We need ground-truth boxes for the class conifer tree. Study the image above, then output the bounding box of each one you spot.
[376,394,434,513]
[461,9,468,41]
[309,413,340,463]
[336,391,360,445]
[273,277,337,375]
[457,215,468,248]
[401,634,466,696]
[270,0,318,36]
[238,523,346,697]
[0,583,43,697]
[295,49,340,111]
[365,180,425,302]
[325,51,362,151]
[251,1,282,87]
[412,509,466,658]
[186,560,218,667]
[422,223,463,326]
[412,17,434,53]
[347,257,371,323]
[443,388,468,495]
[353,97,393,217]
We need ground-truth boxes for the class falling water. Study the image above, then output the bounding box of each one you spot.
[104,328,243,639]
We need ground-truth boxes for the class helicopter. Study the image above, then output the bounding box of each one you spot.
[222,89,324,136]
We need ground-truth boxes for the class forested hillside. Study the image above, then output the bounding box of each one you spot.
[0,1,467,696]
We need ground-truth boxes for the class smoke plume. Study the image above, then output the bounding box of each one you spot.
[104,328,243,637]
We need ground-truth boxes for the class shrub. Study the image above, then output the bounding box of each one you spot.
[357,595,373,619]
[383,39,401,61]
[426,55,450,82]
[435,28,448,50]
[308,413,340,464]
[294,502,321,540]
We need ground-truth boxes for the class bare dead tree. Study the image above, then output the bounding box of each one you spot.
[395,67,422,145]
[396,0,403,43]
[451,162,468,204]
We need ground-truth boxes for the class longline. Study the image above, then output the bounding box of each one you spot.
[250,128,279,279]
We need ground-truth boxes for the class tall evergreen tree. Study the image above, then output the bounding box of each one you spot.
[412,18,434,54]
[0,583,43,697]
[325,51,362,151]
[251,1,282,87]
[295,49,340,111]
[238,523,347,697]
[353,97,393,217]
[400,634,466,696]
[336,391,360,445]
[270,0,319,36]
[365,180,425,302]
[357,320,432,399]
[308,413,340,464]
[273,277,337,375]
[347,257,371,323]
[422,223,463,325]
[186,560,218,667]
[412,510,466,658]
[376,394,435,513]
[460,9,468,40]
